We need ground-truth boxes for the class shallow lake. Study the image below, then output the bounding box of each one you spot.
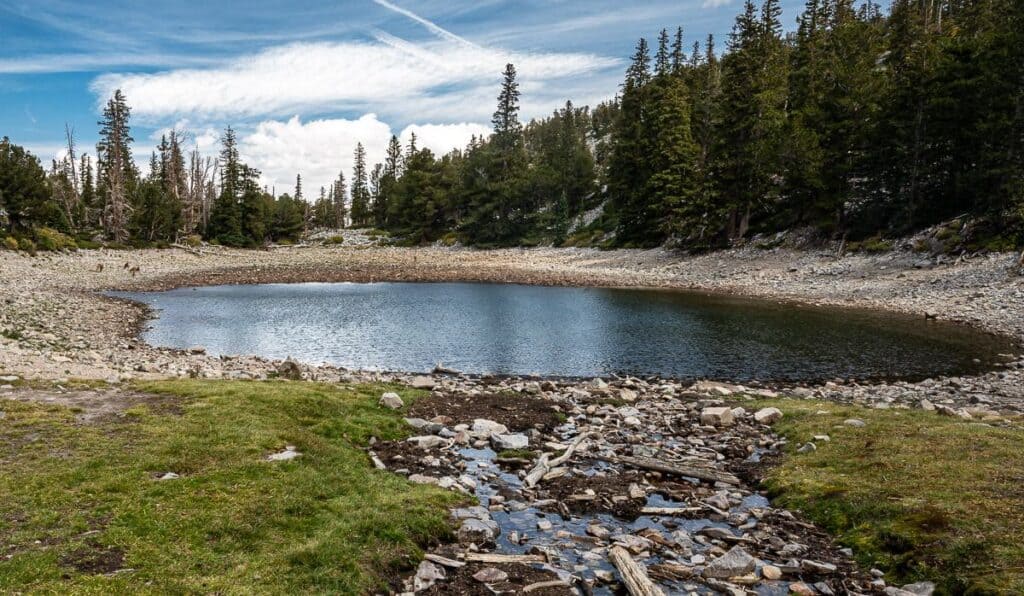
[112,282,1014,381]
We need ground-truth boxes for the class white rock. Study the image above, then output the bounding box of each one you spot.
[410,376,436,389]
[701,406,734,426]
[267,447,301,461]
[379,392,404,409]
[754,407,784,424]
[703,545,756,579]
[491,433,529,450]
[407,435,448,449]
[471,419,508,437]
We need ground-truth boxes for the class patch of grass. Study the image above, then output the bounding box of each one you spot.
[324,235,345,245]
[758,399,1024,593]
[0,380,460,594]
[496,448,537,460]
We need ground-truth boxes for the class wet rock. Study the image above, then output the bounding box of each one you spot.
[754,407,783,424]
[379,392,404,409]
[703,545,756,579]
[458,518,500,544]
[491,433,529,450]
[701,406,734,426]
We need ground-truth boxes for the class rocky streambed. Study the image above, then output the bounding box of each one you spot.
[374,375,944,596]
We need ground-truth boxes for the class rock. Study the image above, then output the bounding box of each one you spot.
[901,582,936,595]
[623,415,642,427]
[473,567,508,583]
[0,375,20,382]
[407,435,448,449]
[405,418,444,434]
[410,375,436,389]
[458,518,500,544]
[379,392,404,409]
[276,359,302,380]
[158,472,180,480]
[919,399,935,411]
[844,418,866,427]
[700,406,734,426]
[413,560,445,591]
[408,474,439,485]
[536,519,553,531]
[789,582,816,596]
[801,559,838,574]
[586,524,610,539]
[761,564,783,580]
[703,545,756,579]
[754,407,783,424]
[471,419,508,437]
[267,446,301,461]
[491,433,529,450]
[797,442,817,454]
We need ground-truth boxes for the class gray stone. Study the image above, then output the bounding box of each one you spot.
[844,418,867,427]
[379,392,404,409]
[407,435,448,449]
[703,545,756,579]
[797,442,817,454]
[458,518,500,544]
[471,419,508,437]
[901,582,936,596]
[410,375,436,389]
[491,433,529,450]
[800,559,838,574]
[413,560,445,591]
[473,567,508,583]
[701,406,734,426]
[267,446,301,461]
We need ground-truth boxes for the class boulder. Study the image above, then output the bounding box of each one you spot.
[700,406,734,426]
[458,518,500,544]
[410,375,436,389]
[491,433,529,451]
[414,560,446,591]
[379,392,404,409]
[703,545,756,579]
[471,419,508,437]
[276,359,302,380]
[754,407,783,424]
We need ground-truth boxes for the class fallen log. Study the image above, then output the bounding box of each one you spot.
[424,553,465,568]
[463,552,546,564]
[593,454,740,485]
[524,431,593,487]
[609,545,665,596]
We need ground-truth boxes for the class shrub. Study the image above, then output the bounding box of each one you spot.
[439,232,459,247]
[3,236,18,251]
[184,234,203,248]
[18,238,36,254]
[34,227,77,251]
[324,235,344,245]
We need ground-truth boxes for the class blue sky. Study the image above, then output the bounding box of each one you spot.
[1,0,803,191]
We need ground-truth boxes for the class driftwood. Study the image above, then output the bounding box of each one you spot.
[594,454,740,485]
[171,243,204,256]
[524,431,592,487]
[640,506,704,516]
[463,552,545,564]
[424,553,465,568]
[609,545,665,596]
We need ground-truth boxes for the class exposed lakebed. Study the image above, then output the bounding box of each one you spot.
[111,281,1014,381]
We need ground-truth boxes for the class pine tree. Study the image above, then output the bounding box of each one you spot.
[207,127,244,245]
[96,89,135,242]
[349,142,371,227]
[332,171,348,228]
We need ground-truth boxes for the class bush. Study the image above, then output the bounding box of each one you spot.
[34,227,77,251]
[184,234,203,248]
[324,235,344,245]
[3,236,18,251]
[18,238,36,254]
[438,232,459,247]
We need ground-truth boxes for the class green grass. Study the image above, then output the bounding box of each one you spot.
[0,380,461,594]
[759,398,1024,594]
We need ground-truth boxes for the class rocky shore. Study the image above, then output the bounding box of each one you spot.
[1,242,1023,594]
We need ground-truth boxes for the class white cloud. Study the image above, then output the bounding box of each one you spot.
[236,114,489,195]
[702,0,733,8]
[88,4,619,125]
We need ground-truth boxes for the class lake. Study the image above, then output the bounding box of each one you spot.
[112,282,1014,381]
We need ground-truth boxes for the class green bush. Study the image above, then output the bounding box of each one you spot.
[324,235,344,245]
[184,234,203,248]
[34,227,77,251]
[18,238,36,254]
[439,232,459,247]
[3,236,18,251]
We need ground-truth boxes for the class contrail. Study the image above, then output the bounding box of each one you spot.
[372,0,480,48]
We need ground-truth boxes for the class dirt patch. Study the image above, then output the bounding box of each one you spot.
[371,439,461,478]
[419,562,571,595]
[538,468,649,519]
[408,392,562,432]
[3,388,183,424]
[60,543,125,575]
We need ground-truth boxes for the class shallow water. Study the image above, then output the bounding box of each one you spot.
[112,281,1014,381]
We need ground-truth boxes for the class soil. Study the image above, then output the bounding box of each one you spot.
[418,562,572,596]
[408,391,564,432]
[60,543,125,575]
[371,439,463,477]
[537,468,650,519]
[4,388,183,424]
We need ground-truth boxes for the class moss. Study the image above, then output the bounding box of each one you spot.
[0,380,460,594]
[496,449,537,460]
[758,398,1024,593]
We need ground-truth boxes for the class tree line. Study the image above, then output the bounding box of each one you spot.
[2,0,1022,250]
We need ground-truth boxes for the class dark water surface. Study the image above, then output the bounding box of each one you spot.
[113,282,1014,381]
